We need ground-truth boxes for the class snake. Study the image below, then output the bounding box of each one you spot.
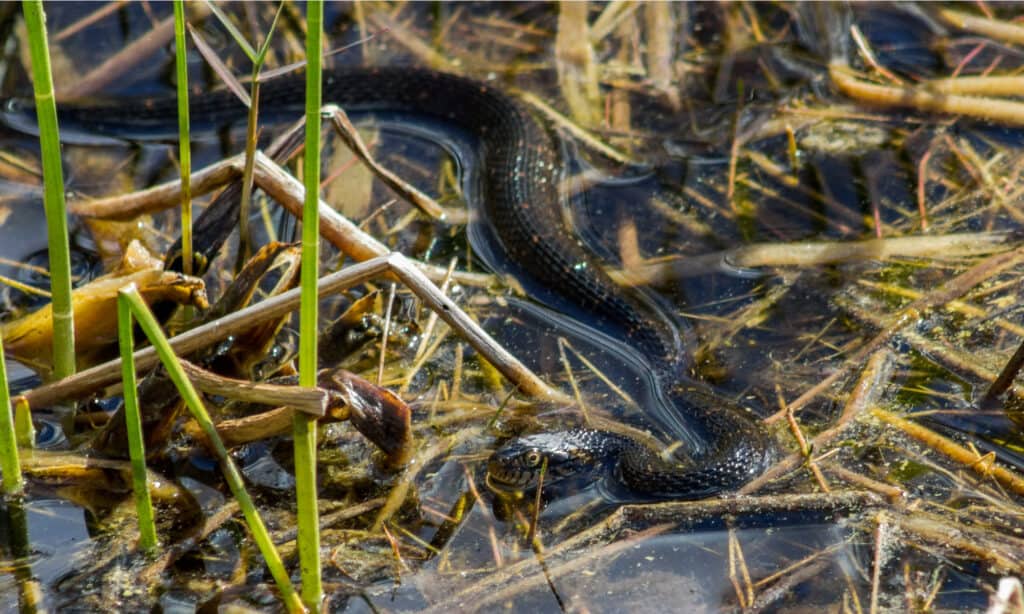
[2,66,774,498]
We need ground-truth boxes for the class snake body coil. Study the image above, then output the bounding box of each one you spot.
[5,66,774,498]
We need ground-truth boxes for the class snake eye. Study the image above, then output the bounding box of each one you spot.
[523,449,542,467]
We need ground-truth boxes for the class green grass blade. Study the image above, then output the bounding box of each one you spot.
[204,0,256,61]
[118,287,303,612]
[0,333,24,494]
[296,1,325,609]
[21,0,75,381]
[255,2,287,66]
[187,23,250,108]
[173,0,194,279]
[116,288,158,552]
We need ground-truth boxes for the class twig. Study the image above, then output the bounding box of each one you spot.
[869,513,891,614]
[179,359,326,416]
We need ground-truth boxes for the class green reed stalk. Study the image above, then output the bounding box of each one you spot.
[173,0,193,278]
[296,1,324,609]
[207,1,284,269]
[116,288,157,552]
[118,286,303,612]
[22,0,75,380]
[237,78,261,269]
[0,333,23,494]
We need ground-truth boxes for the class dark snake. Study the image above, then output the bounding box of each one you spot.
[3,66,774,498]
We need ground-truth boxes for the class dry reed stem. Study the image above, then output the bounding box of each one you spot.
[824,463,904,501]
[728,528,754,608]
[365,10,457,72]
[891,510,1024,573]
[926,75,1024,97]
[20,253,561,409]
[869,513,890,614]
[327,105,445,219]
[555,1,601,128]
[643,3,680,110]
[746,349,894,493]
[749,558,835,613]
[783,244,1024,415]
[831,62,1024,127]
[517,90,635,164]
[589,1,638,43]
[781,388,830,493]
[70,155,241,220]
[868,407,1024,496]
[937,8,1024,46]
[52,1,129,43]
[182,404,300,448]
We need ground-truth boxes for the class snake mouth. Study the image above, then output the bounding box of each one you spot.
[484,467,536,493]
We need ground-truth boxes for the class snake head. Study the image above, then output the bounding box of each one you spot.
[485,431,600,493]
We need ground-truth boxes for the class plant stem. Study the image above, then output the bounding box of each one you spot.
[173,0,193,278]
[22,0,75,381]
[0,333,23,494]
[116,288,158,552]
[296,1,324,609]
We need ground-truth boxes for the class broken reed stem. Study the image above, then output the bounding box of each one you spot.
[327,105,445,219]
[68,125,493,287]
[937,7,1024,46]
[178,359,326,416]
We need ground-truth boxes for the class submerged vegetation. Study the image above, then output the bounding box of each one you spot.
[0,2,1023,612]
